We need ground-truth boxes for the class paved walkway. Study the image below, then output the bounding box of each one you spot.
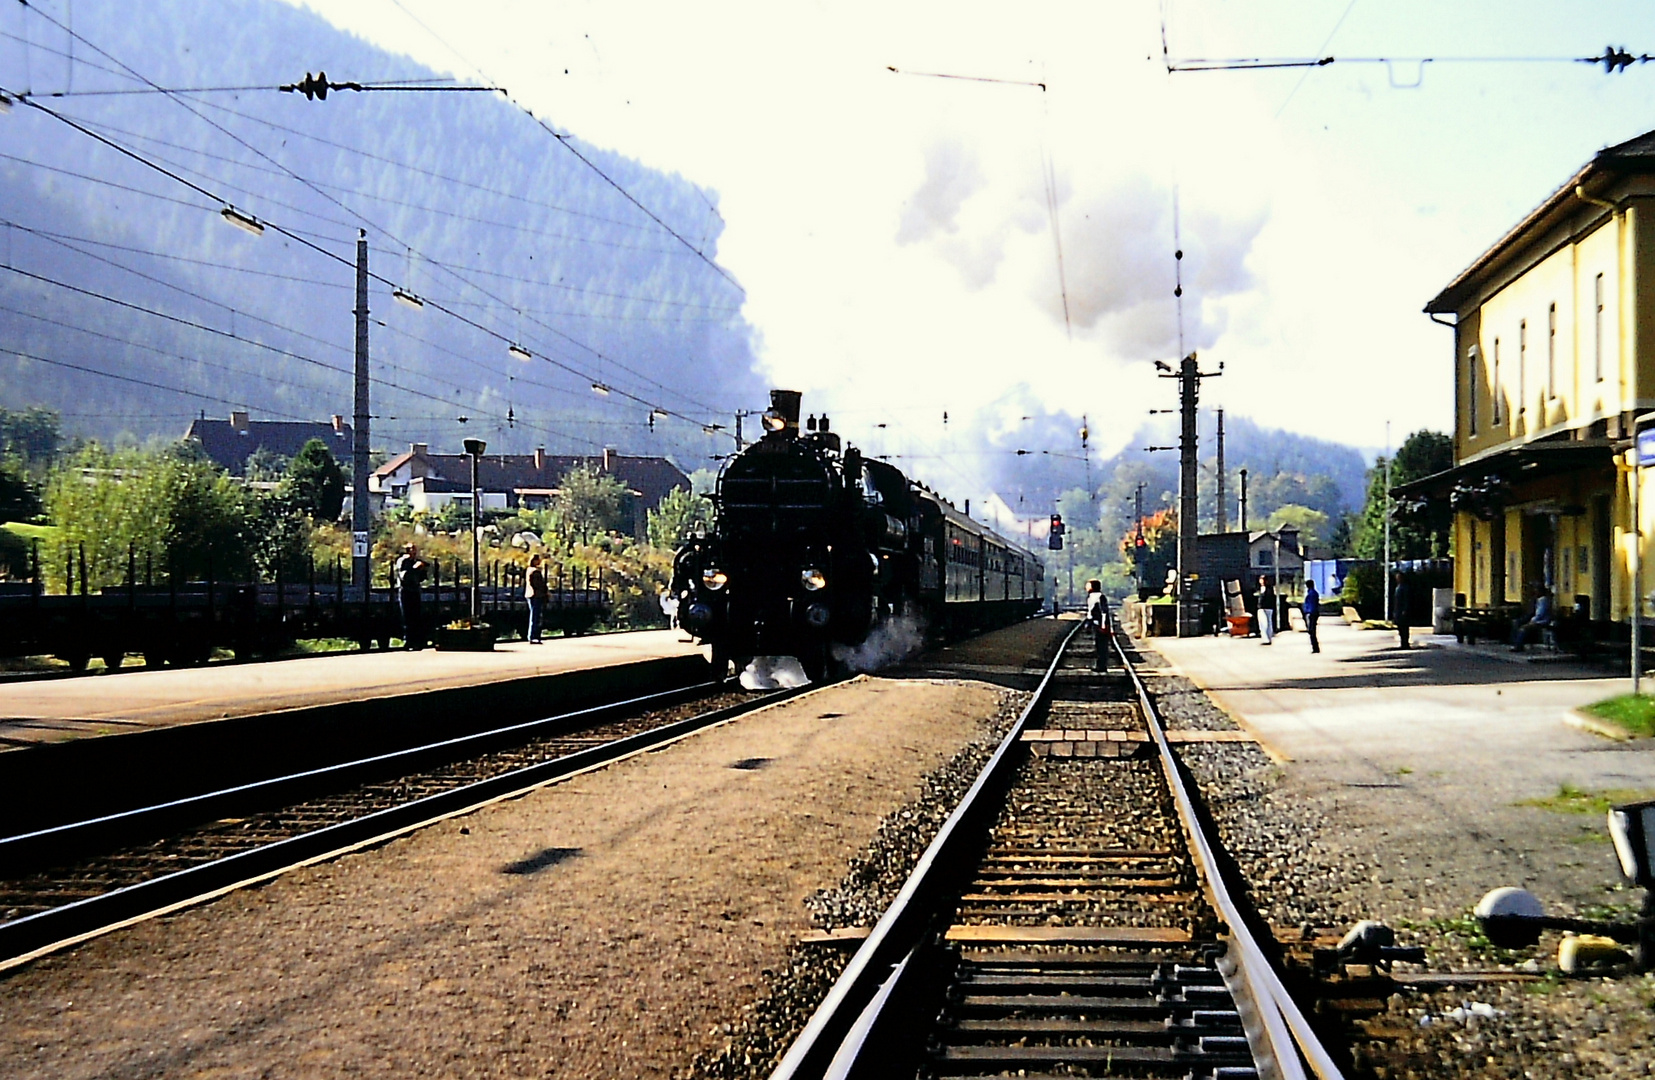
[0,631,703,746]
[1152,618,1655,912]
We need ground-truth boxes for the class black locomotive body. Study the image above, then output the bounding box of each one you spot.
[673,390,1046,679]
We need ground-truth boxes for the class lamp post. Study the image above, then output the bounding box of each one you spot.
[463,437,486,624]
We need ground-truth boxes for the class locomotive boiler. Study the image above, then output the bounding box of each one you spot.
[672,390,1046,683]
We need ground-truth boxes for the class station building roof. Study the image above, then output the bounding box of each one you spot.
[1426,128,1655,315]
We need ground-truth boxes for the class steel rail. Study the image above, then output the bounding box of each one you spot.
[0,681,815,972]
[769,619,1085,1080]
[1,678,726,868]
[1114,634,1346,1080]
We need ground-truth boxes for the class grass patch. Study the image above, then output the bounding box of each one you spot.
[0,521,56,542]
[1580,694,1655,737]
[1517,782,1655,816]
[1399,910,1526,961]
[289,638,361,655]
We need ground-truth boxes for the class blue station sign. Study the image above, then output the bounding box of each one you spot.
[1640,427,1655,467]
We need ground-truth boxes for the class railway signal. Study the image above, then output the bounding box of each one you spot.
[1048,513,1064,550]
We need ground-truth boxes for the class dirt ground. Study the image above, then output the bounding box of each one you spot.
[0,674,1015,1079]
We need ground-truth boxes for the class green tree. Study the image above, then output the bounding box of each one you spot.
[0,406,62,465]
[646,486,712,549]
[1118,507,1178,593]
[248,489,312,581]
[284,438,346,521]
[1352,430,1454,560]
[554,464,627,544]
[244,447,291,483]
[45,442,256,590]
[1266,504,1330,549]
[0,460,40,523]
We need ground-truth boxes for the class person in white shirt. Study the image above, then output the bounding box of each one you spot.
[1084,578,1110,672]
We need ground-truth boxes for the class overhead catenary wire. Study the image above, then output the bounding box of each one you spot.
[13,13,729,426]
[1167,45,1655,74]
[8,92,725,430]
[2,77,496,99]
[5,346,313,415]
[0,264,584,439]
[377,0,742,291]
[66,109,698,258]
[11,7,741,438]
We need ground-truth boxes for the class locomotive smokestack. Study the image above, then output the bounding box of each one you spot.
[764,389,803,438]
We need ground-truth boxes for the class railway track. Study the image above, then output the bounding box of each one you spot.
[770,623,1347,1080]
[0,679,806,972]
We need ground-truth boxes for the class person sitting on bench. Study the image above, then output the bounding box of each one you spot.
[1511,586,1554,652]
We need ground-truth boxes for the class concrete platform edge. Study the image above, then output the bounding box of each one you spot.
[1563,708,1636,742]
[0,654,711,834]
[1138,635,1293,764]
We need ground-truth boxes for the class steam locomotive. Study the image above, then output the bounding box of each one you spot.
[672,390,1047,681]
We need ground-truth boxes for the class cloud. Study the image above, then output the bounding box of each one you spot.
[895,141,987,245]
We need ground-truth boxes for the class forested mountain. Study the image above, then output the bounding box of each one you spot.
[0,0,762,467]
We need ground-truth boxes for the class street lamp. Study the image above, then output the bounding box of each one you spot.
[463,437,487,623]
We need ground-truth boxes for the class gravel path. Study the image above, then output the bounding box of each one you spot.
[0,676,1013,1079]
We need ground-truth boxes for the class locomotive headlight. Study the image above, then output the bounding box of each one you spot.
[761,408,787,432]
[800,568,827,591]
[804,603,831,628]
[701,567,728,591]
[682,602,714,632]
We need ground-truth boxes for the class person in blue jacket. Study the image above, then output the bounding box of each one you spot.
[1303,579,1321,654]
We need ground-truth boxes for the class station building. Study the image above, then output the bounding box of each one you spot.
[1406,129,1655,624]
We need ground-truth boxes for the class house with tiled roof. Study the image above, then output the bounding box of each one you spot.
[185,410,352,476]
[370,444,689,540]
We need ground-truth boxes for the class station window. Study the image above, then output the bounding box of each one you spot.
[1547,303,1557,399]
[1492,339,1501,424]
[1519,319,1527,411]
[1596,274,1606,382]
[1468,344,1479,435]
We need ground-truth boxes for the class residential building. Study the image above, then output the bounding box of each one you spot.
[185,410,352,476]
[1404,129,1655,622]
[370,444,689,540]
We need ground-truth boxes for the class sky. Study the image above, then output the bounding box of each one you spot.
[259,2,1655,486]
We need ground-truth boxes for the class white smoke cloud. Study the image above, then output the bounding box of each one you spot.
[830,612,928,674]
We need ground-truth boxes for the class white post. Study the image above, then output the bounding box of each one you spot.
[1383,421,1392,623]
[1635,447,1643,695]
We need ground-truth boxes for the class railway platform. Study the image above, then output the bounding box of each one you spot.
[1150,618,1655,916]
[0,631,712,837]
[0,630,704,748]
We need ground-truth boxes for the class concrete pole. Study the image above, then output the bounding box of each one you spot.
[351,230,371,601]
[1215,407,1227,533]
[1177,353,1200,636]
[470,450,482,625]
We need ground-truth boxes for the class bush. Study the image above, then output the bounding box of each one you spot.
[1340,562,1384,616]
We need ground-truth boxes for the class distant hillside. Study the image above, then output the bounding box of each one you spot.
[0,0,763,469]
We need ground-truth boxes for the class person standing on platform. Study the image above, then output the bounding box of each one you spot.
[1303,578,1321,654]
[1257,576,1276,644]
[525,553,548,644]
[1084,578,1110,671]
[395,543,428,650]
[1392,572,1411,650]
